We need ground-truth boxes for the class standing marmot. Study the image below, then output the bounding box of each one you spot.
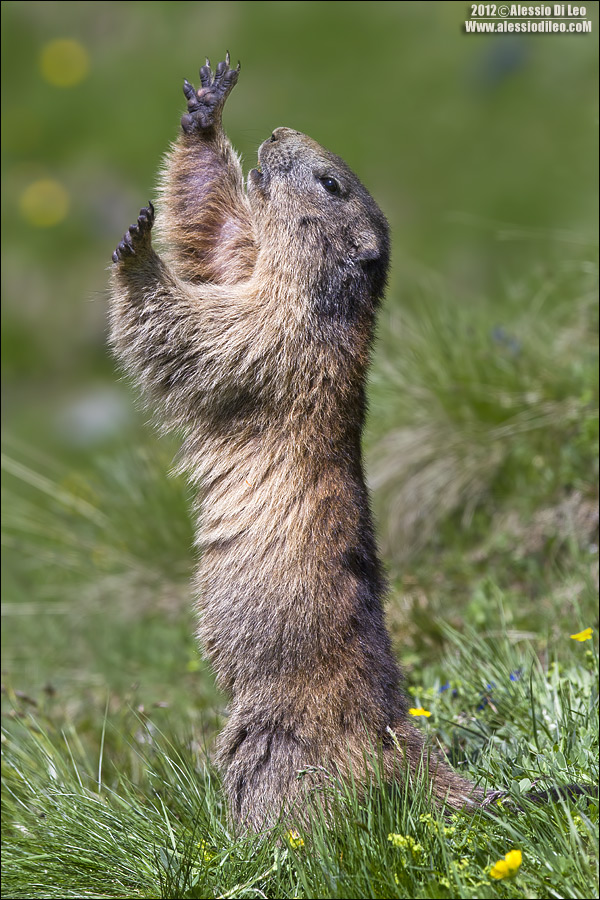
[109,54,476,829]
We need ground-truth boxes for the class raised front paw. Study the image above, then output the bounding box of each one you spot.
[181,52,240,134]
[112,202,155,264]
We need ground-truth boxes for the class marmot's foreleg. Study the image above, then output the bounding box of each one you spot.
[110,203,264,426]
[158,55,256,285]
[110,204,206,423]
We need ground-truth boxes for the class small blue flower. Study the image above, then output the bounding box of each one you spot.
[477,681,496,711]
[438,681,459,698]
[491,326,521,356]
[509,668,522,682]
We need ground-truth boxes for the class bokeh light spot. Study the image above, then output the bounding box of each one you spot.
[40,39,90,88]
[19,179,70,227]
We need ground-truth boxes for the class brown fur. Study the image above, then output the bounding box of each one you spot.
[109,56,478,830]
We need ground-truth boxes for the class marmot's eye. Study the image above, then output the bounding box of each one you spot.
[319,176,341,195]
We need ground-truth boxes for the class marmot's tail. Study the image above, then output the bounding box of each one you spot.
[391,723,598,813]
[384,722,482,810]
[482,781,599,810]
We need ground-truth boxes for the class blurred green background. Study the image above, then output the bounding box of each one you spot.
[1,1,598,720]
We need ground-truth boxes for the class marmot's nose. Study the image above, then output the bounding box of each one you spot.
[269,127,300,142]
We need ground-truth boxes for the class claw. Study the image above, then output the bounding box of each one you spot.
[199,63,212,88]
[183,78,196,101]
[112,202,155,264]
[137,205,154,231]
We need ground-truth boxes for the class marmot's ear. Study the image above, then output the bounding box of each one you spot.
[354,245,380,263]
[352,231,381,264]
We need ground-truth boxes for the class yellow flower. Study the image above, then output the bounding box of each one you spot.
[388,834,425,868]
[408,707,431,717]
[196,839,213,862]
[286,829,304,849]
[387,833,424,857]
[490,849,522,880]
[570,627,593,642]
[40,39,90,87]
[19,179,69,227]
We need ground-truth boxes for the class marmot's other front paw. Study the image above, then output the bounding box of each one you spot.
[112,203,155,264]
[181,52,240,134]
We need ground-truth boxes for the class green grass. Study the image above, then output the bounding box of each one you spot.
[2,626,598,899]
[368,260,598,559]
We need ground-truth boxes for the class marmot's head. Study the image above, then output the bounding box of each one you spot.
[248,128,389,321]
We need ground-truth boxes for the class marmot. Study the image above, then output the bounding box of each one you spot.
[109,54,479,829]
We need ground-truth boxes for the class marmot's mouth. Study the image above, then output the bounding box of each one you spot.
[249,158,268,188]
[249,145,270,191]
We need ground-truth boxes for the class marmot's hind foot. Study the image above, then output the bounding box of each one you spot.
[181,52,240,134]
[112,202,155,264]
